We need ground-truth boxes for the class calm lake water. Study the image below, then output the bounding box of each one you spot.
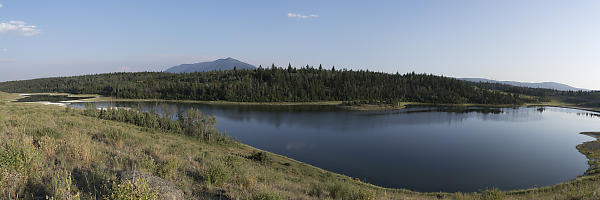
[70,101,600,192]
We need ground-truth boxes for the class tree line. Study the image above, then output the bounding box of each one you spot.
[81,104,230,143]
[0,66,552,105]
[471,82,600,107]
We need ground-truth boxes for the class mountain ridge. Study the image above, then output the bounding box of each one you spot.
[459,78,588,91]
[165,57,256,73]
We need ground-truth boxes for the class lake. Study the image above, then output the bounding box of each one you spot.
[69,101,599,192]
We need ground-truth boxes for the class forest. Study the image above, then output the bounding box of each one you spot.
[0,66,562,105]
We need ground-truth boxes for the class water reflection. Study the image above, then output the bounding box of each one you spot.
[70,101,600,192]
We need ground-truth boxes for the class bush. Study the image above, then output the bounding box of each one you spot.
[328,183,351,199]
[157,157,181,180]
[482,188,505,200]
[50,170,80,200]
[308,183,323,198]
[204,163,230,186]
[248,151,270,164]
[0,142,36,172]
[108,177,157,200]
[355,189,376,200]
[252,192,283,200]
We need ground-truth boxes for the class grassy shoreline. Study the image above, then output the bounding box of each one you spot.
[51,93,600,113]
[15,93,600,113]
[4,92,600,199]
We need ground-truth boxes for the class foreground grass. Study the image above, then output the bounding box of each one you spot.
[2,92,600,199]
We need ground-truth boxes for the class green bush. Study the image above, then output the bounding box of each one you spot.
[252,192,283,200]
[248,151,270,164]
[108,177,157,200]
[0,143,35,172]
[328,182,351,199]
[204,163,230,186]
[355,189,376,200]
[158,157,181,180]
[482,188,505,200]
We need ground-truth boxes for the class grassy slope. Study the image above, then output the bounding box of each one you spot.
[2,92,600,199]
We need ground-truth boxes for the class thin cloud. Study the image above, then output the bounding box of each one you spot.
[0,3,3,8]
[0,20,40,36]
[287,13,319,19]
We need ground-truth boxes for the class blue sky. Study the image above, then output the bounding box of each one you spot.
[1,0,599,89]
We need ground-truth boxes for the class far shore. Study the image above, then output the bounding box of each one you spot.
[15,92,600,113]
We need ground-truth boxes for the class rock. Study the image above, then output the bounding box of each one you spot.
[120,171,184,200]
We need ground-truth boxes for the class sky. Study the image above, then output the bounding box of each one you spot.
[1,0,599,90]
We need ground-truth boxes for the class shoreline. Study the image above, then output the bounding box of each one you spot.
[15,93,600,114]
[5,92,600,197]
[85,96,600,113]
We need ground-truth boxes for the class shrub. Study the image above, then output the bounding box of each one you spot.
[482,188,505,200]
[158,157,181,180]
[50,170,80,200]
[328,182,351,199]
[248,151,270,164]
[0,142,36,172]
[355,189,376,200]
[204,163,230,186]
[308,183,323,198]
[71,168,112,200]
[252,192,283,200]
[108,177,157,200]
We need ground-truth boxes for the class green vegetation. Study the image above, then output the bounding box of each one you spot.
[473,82,600,108]
[109,177,158,200]
[2,90,600,199]
[0,69,545,105]
[82,104,229,143]
[247,151,271,164]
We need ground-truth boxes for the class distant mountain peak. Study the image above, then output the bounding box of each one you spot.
[165,57,256,73]
[459,78,588,91]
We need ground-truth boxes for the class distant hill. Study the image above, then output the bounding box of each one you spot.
[165,57,256,73]
[459,78,588,91]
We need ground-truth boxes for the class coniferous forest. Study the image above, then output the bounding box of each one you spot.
[0,66,559,105]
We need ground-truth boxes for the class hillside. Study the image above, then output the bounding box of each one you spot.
[460,78,587,91]
[165,58,256,73]
[0,69,545,105]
